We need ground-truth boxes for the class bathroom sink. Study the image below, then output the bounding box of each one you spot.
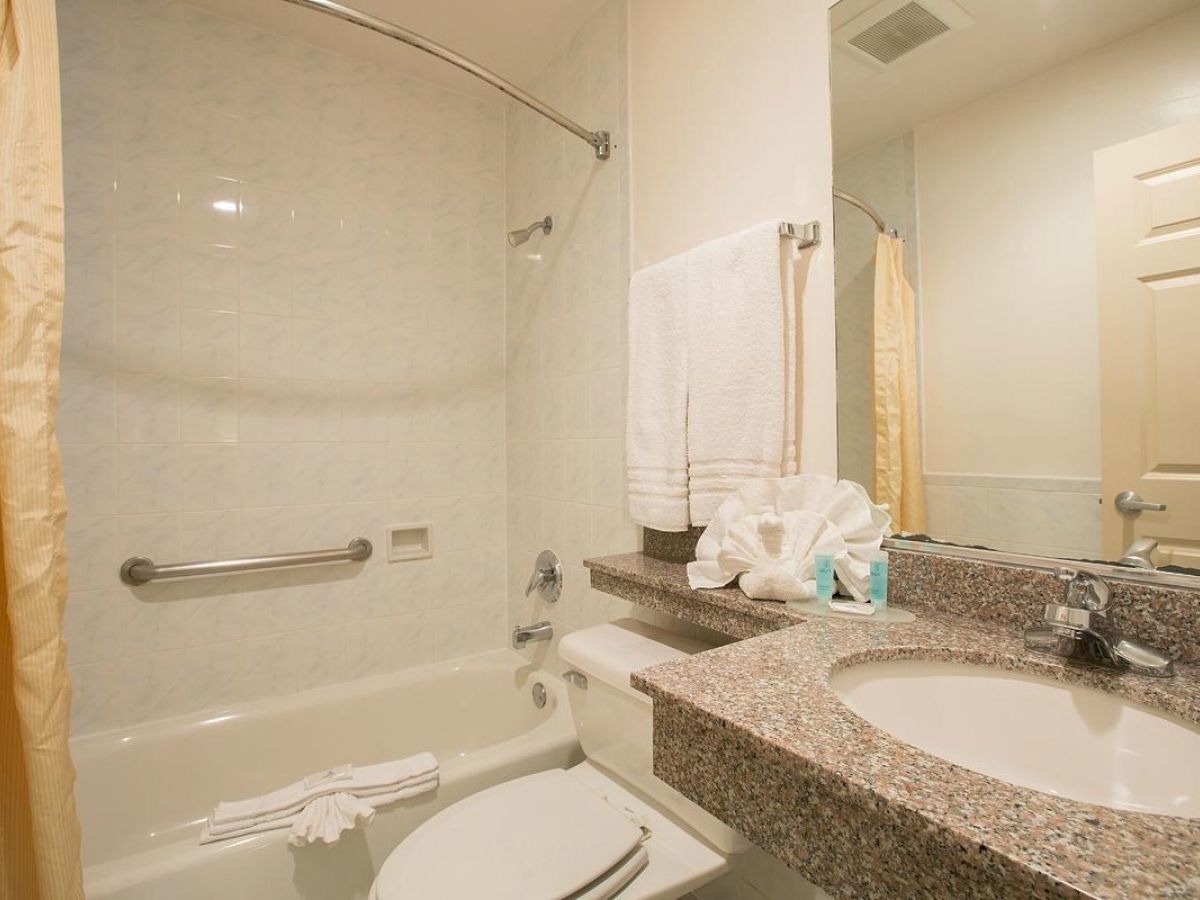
[830,659,1200,818]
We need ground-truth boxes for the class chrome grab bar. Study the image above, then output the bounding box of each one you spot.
[120,538,372,586]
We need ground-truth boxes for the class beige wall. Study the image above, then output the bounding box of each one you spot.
[915,6,1200,480]
[628,0,841,477]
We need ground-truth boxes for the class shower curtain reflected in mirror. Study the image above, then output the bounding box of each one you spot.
[0,1,84,897]
[873,233,926,533]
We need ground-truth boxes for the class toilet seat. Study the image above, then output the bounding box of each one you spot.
[371,763,731,900]
[371,767,647,900]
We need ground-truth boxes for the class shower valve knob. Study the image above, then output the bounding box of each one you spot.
[525,549,562,603]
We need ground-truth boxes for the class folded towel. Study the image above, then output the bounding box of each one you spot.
[200,772,438,844]
[288,792,376,847]
[687,221,798,525]
[202,753,438,842]
[626,251,690,531]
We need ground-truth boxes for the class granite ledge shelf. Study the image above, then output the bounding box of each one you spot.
[584,552,806,639]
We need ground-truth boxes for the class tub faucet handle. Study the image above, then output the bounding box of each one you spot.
[525,549,562,603]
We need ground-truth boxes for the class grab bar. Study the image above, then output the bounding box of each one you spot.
[120,538,373,585]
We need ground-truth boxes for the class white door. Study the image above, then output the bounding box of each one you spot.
[1095,119,1200,566]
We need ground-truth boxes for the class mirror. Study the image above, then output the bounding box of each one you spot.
[830,0,1200,572]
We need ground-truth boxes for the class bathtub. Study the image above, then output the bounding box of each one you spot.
[72,650,582,900]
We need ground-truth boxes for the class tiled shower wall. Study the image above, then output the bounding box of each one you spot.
[58,0,508,733]
[504,0,642,650]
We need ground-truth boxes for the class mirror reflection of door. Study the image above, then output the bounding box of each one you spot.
[1096,120,1200,568]
[830,0,1200,569]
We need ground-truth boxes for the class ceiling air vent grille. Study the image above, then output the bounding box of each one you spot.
[847,2,951,64]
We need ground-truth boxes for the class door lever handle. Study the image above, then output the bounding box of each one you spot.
[1114,491,1167,516]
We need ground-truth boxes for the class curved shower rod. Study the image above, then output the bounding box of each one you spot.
[279,0,611,160]
[833,188,898,238]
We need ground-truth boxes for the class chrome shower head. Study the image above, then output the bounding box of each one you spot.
[507,215,553,247]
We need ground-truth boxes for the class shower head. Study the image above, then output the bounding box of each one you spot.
[507,216,553,247]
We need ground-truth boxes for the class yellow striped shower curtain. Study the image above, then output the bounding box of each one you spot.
[0,0,84,897]
[873,233,927,533]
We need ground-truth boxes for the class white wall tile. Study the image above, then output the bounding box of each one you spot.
[238,312,291,378]
[180,307,238,376]
[116,372,180,442]
[61,0,508,733]
[116,301,180,373]
[180,375,238,442]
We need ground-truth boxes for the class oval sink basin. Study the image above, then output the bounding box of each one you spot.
[831,659,1200,818]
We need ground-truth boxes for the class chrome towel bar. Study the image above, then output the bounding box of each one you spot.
[779,220,821,249]
[120,538,373,586]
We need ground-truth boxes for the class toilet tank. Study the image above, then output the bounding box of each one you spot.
[558,619,747,855]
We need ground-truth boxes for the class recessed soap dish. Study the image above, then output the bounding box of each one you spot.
[387,523,432,562]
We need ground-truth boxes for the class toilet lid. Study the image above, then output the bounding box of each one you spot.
[373,769,646,900]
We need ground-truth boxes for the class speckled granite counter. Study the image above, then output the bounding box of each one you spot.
[632,612,1200,899]
[584,552,804,639]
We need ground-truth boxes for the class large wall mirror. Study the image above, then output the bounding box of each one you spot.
[830,0,1200,575]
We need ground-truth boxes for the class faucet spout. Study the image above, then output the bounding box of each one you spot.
[512,621,553,650]
[1023,568,1174,678]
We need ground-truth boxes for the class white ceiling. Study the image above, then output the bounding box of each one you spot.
[832,0,1200,158]
[185,0,608,101]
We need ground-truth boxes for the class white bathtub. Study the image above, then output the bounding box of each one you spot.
[72,651,582,900]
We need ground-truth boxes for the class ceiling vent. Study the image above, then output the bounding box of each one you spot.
[833,0,972,67]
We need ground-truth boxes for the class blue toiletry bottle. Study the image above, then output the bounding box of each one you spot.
[869,550,888,610]
[814,554,835,605]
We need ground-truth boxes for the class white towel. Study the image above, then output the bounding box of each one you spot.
[201,775,438,845]
[288,792,377,847]
[626,251,690,531]
[687,221,799,525]
[201,753,438,843]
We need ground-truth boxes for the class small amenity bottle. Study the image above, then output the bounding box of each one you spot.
[814,554,835,605]
[869,550,888,610]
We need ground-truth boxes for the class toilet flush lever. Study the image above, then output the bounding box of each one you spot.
[525,549,562,603]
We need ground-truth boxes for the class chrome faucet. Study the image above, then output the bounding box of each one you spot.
[1024,568,1174,677]
[1119,538,1158,570]
[512,621,553,650]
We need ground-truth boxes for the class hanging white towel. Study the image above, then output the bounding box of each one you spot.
[200,753,438,844]
[626,251,690,531]
[686,221,799,525]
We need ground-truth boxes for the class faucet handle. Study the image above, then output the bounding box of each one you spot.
[524,549,562,602]
[1056,567,1111,613]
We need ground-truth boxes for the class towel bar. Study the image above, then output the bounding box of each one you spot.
[779,220,821,249]
[120,538,373,585]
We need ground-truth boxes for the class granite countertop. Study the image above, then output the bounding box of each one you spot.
[631,610,1200,898]
[584,552,806,638]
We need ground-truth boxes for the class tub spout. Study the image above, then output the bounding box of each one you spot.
[512,621,553,650]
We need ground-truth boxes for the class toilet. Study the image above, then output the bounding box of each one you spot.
[369,619,746,900]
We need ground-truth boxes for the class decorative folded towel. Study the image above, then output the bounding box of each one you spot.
[200,753,438,844]
[288,792,376,847]
[626,250,690,531]
[201,774,438,844]
[686,221,799,525]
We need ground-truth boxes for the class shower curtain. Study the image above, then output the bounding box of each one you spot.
[873,233,927,533]
[0,0,84,898]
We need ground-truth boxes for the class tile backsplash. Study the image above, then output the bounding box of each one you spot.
[58,0,507,733]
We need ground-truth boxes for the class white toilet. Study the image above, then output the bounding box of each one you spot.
[369,619,746,900]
